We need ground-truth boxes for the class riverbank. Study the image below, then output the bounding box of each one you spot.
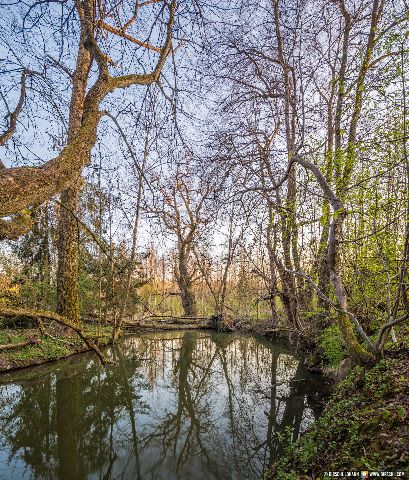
[0,316,308,374]
[268,349,409,479]
[0,325,112,373]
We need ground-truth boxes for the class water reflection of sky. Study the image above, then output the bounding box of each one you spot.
[0,331,323,480]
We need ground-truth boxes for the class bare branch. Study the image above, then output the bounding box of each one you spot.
[0,69,34,147]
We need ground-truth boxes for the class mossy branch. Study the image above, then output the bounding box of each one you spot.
[0,307,109,365]
[0,0,175,225]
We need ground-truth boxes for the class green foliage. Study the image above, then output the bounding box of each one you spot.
[78,270,99,316]
[19,279,56,311]
[0,315,37,329]
[319,325,346,368]
[0,331,26,344]
[270,356,409,478]
[5,337,71,364]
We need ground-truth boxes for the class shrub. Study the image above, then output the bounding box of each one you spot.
[319,324,346,368]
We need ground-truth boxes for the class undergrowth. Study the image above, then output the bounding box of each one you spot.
[0,325,111,368]
[319,325,347,368]
[269,353,409,479]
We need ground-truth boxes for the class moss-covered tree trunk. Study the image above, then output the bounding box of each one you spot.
[56,9,92,326]
[57,186,82,324]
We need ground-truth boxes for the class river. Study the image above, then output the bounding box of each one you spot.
[0,331,325,480]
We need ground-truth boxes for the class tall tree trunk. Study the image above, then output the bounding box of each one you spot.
[57,186,82,323]
[266,204,279,324]
[278,265,299,329]
[176,241,197,317]
[57,10,92,325]
[259,142,281,325]
[273,0,301,326]
[218,203,237,318]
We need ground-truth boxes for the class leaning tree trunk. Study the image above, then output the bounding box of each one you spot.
[295,156,375,363]
[56,12,92,326]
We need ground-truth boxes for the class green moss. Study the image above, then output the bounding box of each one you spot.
[4,337,71,364]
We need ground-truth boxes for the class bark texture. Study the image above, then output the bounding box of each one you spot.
[57,6,92,325]
[0,0,175,226]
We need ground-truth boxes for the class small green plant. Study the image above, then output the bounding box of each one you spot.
[319,324,346,367]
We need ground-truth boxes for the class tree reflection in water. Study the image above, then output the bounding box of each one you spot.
[0,331,324,480]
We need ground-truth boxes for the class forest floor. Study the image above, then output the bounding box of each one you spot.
[269,348,409,479]
[0,324,112,373]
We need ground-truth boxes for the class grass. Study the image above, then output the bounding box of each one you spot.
[5,337,71,363]
[0,331,27,344]
[0,324,112,370]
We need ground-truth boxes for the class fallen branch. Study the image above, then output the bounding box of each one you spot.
[0,307,109,365]
[0,337,41,351]
[142,315,210,321]
[133,321,214,331]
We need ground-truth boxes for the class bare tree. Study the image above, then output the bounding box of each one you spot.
[148,156,214,317]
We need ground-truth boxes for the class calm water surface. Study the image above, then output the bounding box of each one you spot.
[0,331,325,480]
